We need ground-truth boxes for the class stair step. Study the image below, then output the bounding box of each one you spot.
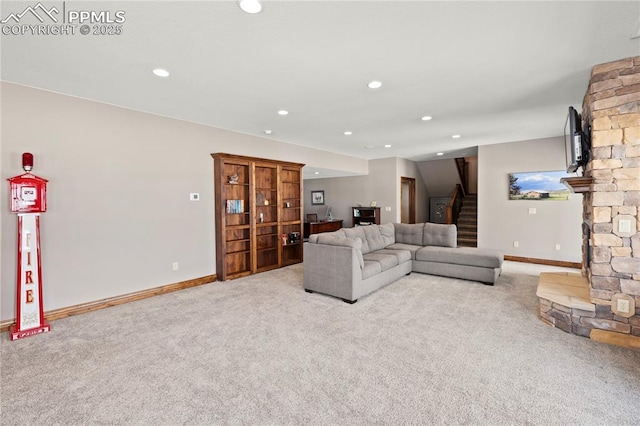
[457,194,477,248]
[457,219,477,225]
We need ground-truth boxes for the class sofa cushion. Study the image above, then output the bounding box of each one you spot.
[362,225,387,252]
[372,249,412,264]
[362,253,398,271]
[386,243,422,260]
[342,227,371,254]
[379,223,395,246]
[415,246,503,268]
[316,234,364,268]
[308,229,346,243]
[394,223,425,245]
[423,223,457,248]
[362,261,382,279]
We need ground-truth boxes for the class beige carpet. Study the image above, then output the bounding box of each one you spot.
[1,262,639,425]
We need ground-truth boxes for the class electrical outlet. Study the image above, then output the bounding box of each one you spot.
[172,262,179,271]
[555,244,561,250]
[385,206,391,212]
[619,219,631,233]
[528,208,536,215]
[513,241,519,248]
[617,299,630,314]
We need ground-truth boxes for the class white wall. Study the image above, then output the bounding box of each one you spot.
[304,158,396,226]
[0,83,368,321]
[396,157,429,223]
[417,159,461,197]
[466,156,478,194]
[478,137,582,262]
[304,157,429,226]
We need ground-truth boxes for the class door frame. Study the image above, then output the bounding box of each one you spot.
[400,176,416,224]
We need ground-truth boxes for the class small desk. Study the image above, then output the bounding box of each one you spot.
[304,220,343,238]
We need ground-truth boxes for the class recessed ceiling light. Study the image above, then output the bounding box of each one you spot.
[384,144,392,148]
[152,68,170,77]
[437,152,444,156]
[452,134,461,139]
[421,116,432,121]
[239,0,262,14]
[314,171,320,175]
[264,130,272,135]
[278,110,288,116]
[344,131,353,136]
[368,80,382,89]
[364,145,374,149]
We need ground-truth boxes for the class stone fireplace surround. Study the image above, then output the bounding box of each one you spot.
[538,56,640,346]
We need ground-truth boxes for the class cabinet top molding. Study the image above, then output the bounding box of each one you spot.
[211,153,304,168]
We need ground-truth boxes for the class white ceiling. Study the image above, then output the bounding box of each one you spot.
[2,0,639,176]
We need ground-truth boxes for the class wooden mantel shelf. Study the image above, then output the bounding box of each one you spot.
[560,176,593,193]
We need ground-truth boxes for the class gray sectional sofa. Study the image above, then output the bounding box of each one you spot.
[303,222,503,303]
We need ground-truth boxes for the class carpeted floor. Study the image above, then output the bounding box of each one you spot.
[1,262,639,425]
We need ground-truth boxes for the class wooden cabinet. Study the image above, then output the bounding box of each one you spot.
[352,207,381,227]
[280,166,303,266]
[303,220,343,238]
[213,154,304,281]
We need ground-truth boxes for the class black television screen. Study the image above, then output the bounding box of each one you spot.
[565,106,584,173]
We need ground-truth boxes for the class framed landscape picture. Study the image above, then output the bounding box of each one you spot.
[508,170,573,201]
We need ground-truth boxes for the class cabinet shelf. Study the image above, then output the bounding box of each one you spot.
[258,247,278,252]
[226,238,250,243]
[256,222,278,227]
[226,249,250,255]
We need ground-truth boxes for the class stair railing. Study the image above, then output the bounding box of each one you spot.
[455,158,469,195]
[446,184,464,225]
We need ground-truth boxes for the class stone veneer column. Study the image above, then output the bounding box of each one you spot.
[582,56,640,337]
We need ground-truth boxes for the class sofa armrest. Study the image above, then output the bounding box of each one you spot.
[303,243,361,301]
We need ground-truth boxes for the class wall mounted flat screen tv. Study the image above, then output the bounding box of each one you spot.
[565,106,589,173]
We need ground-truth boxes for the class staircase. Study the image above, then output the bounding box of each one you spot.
[457,194,477,247]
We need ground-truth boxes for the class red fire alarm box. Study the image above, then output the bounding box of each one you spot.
[8,173,48,213]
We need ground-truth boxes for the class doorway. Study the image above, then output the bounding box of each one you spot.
[400,177,416,224]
